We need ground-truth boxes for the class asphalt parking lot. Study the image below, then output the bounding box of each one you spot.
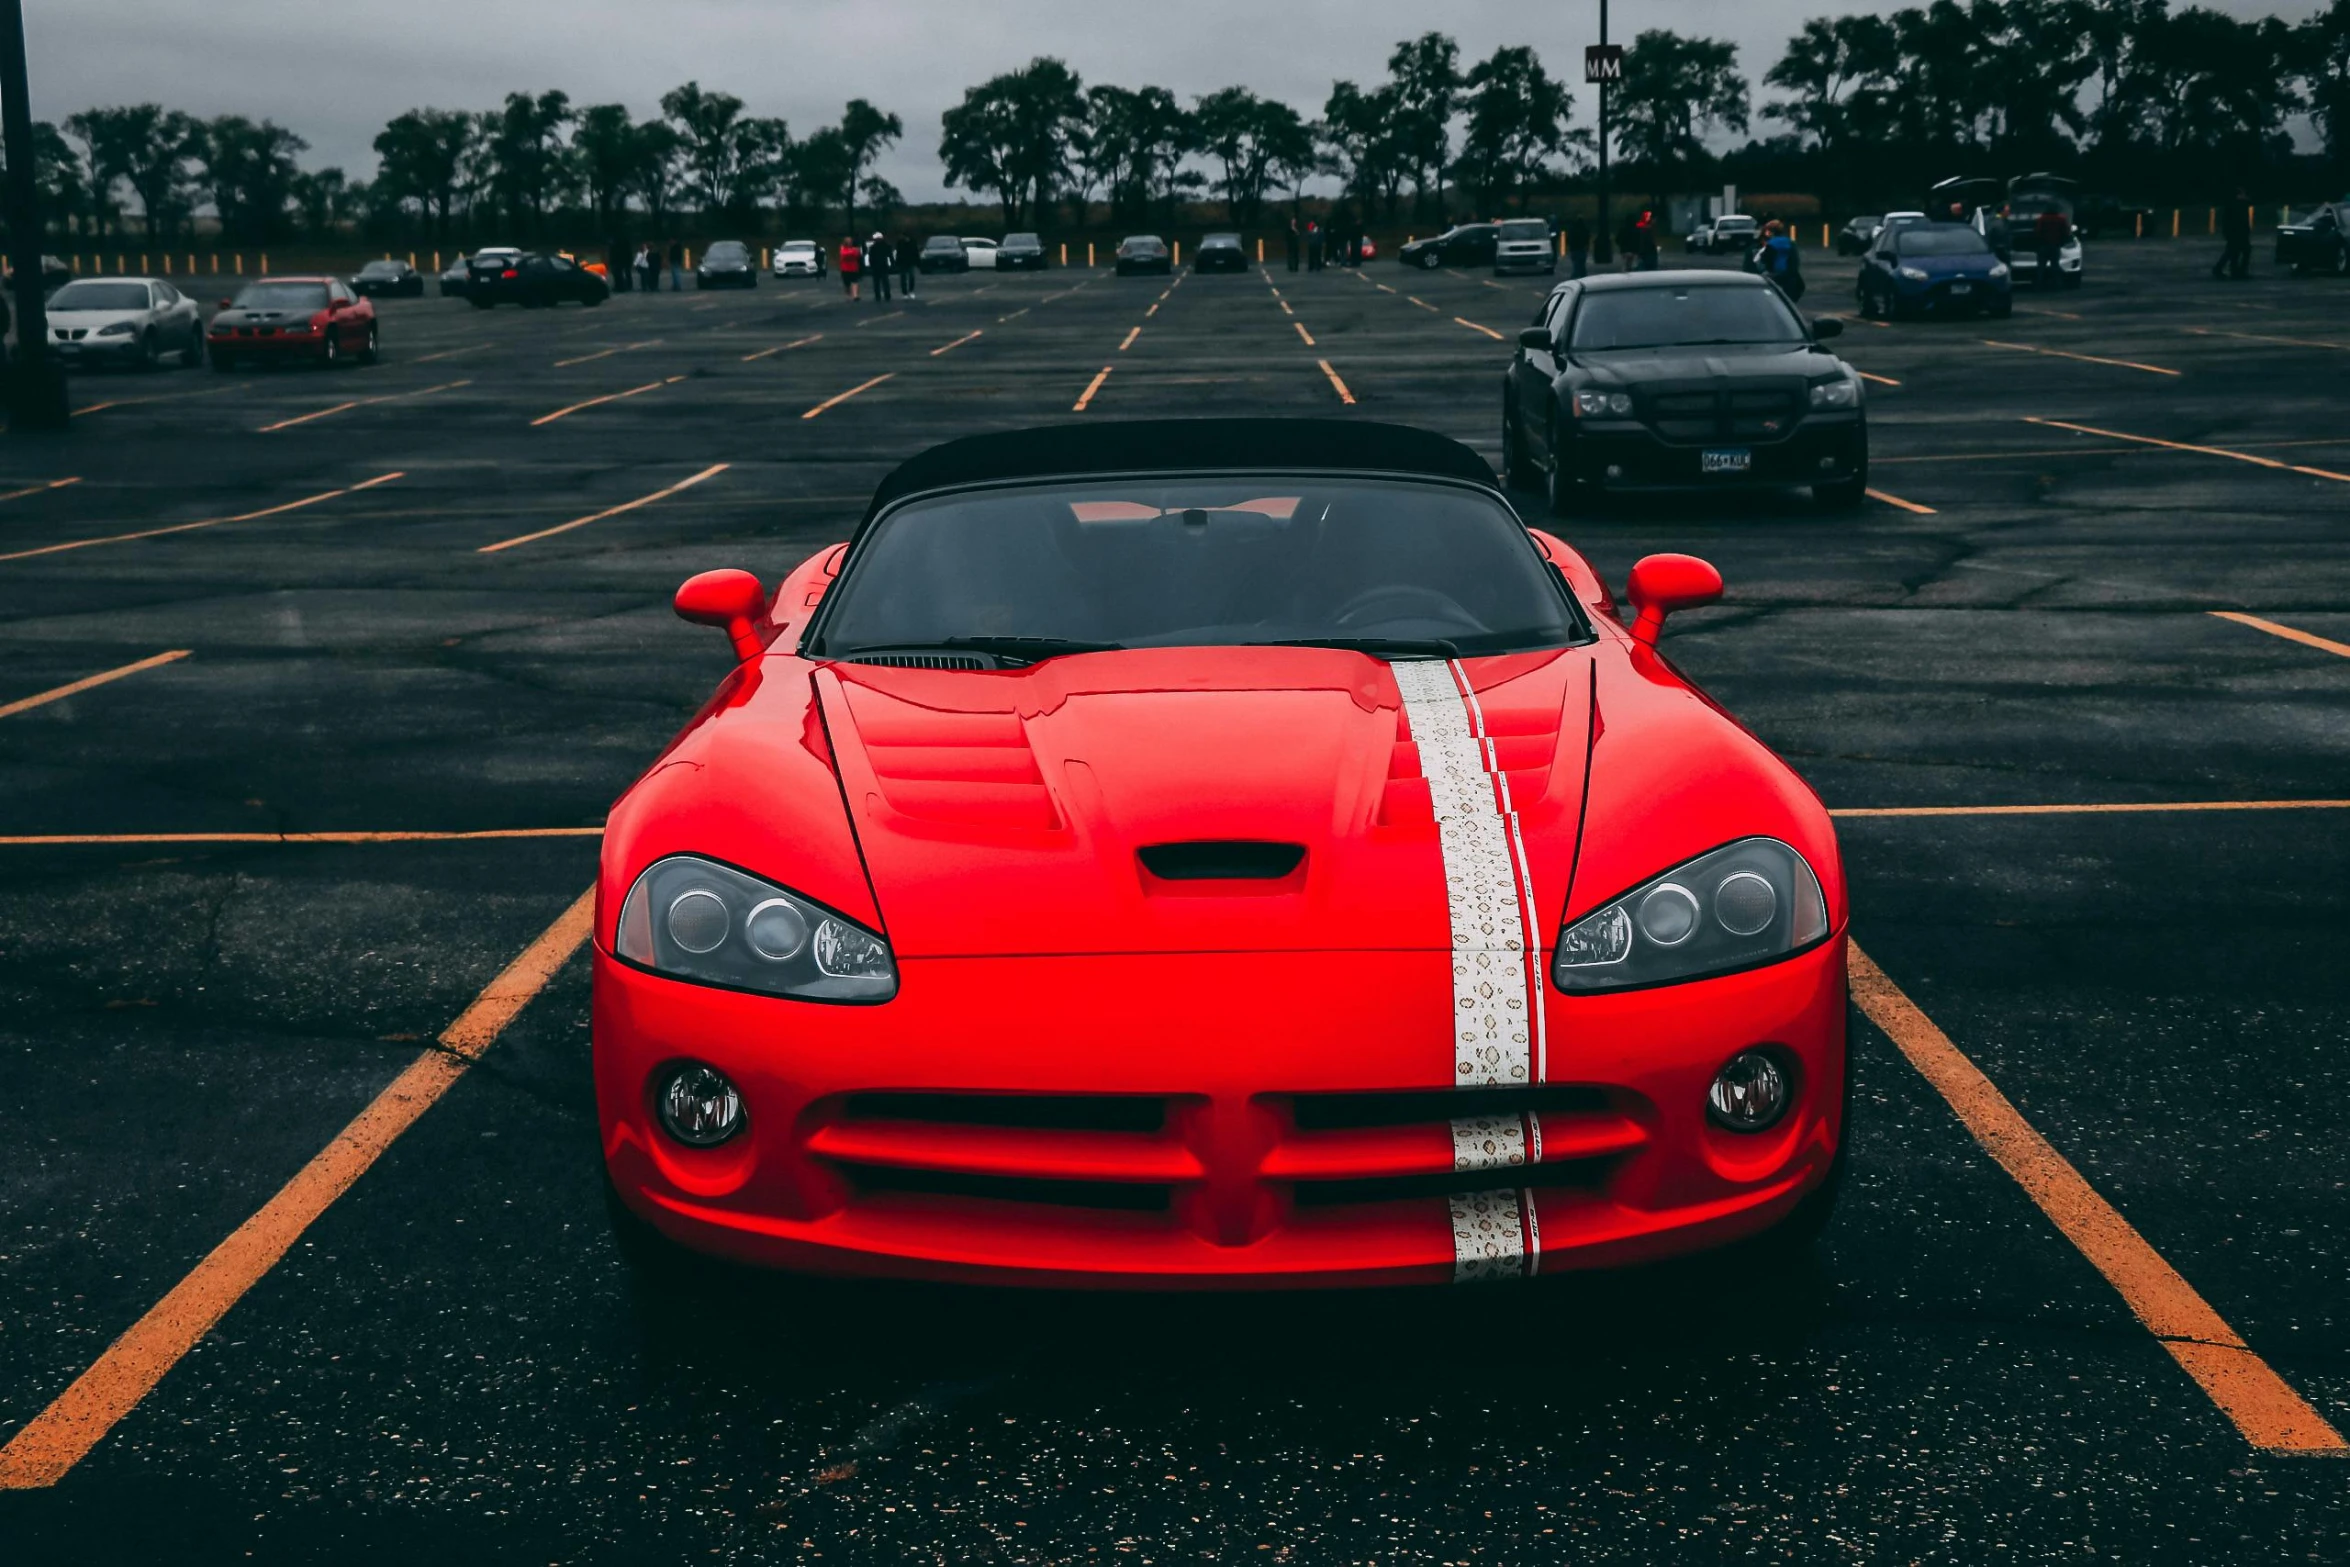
[1,240,2346,1561]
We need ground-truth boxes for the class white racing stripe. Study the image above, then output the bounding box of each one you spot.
[1448,1189,1537,1282]
[1449,1114,1528,1171]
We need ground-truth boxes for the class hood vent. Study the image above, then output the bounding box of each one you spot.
[841,651,991,670]
[1137,841,1305,881]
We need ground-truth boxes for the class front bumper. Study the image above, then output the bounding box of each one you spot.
[595,938,1846,1288]
[51,333,147,363]
[207,328,330,357]
[1496,250,1556,274]
[1562,412,1865,493]
[697,270,756,288]
[1890,277,2010,313]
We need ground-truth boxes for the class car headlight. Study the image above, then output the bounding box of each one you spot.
[1552,837,1828,993]
[1897,266,1929,282]
[1807,375,1858,409]
[1988,262,2010,279]
[1573,389,1634,418]
[615,853,897,1001]
[95,321,138,336]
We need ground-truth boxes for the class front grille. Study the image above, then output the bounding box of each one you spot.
[849,1164,1172,1212]
[840,1091,1166,1134]
[1293,1159,1612,1207]
[1292,1083,1608,1131]
[1640,387,1800,444]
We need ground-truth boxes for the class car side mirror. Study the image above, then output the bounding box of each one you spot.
[1516,326,1550,351]
[1625,554,1724,648]
[674,569,770,664]
[1810,316,1843,340]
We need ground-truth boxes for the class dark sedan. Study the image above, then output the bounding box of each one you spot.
[1115,235,1172,276]
[1835,216,1882,256]
[695,239,758,289]
[1500,271,1866,513]
[1855,222,2012,319]
[917,236,968,273]
[1194,232,1247,273]
[466,251,608,309]
[997,232,1049,270]
[1398,222,1496,270]
[351,258,425,298]
[2275,204,2348,276]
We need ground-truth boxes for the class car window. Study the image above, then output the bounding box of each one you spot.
[49,280,153,311]
[1498,220,1548,241]
[813,477,1582,659]
[234,283,331,310]
[156,282,179,304]
[1006,233,1041,246]
[706,242,747,262]
[1568,284,1805,351]
[1896,228,1994,257]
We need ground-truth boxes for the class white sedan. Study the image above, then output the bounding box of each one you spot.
[773,240,825,278]
[959,237,1000,270]
[43,277,204,369]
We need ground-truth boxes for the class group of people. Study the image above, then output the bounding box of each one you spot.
[622,241,686,293]
[835,234,922,302]
[1279,218,1369,272]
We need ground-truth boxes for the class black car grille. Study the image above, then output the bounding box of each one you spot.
[1640,387,1801,443]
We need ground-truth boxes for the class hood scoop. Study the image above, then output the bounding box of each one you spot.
[1138,841,1305,881]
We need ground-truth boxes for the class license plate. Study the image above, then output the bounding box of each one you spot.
[1700,448,1752,475]
[1949,280,1972,294]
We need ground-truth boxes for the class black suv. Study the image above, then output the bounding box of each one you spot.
[1398,223,1497,269]
[466,252,609,308]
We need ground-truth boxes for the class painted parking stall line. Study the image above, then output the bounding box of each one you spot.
[1072,366,1113,412]
[2208,611,2350,659]
[1318,361,1357,405]
[530,376,684,427]
[0,476,81,503]
[2023,416,2350,483]
[257,379,471,432]
[742,333,821,362]
[1984,339,2181,377]
[0,650,190,721]
[0,473,403,564]
[803,373,895,420]
[477,463,730,553]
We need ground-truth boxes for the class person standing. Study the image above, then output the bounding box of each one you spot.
[2213,188,2252,280]
[870,234,895,302]
[1306,219,1324,271]
[667,239,685,292]
[1284,219,1300,273]
[2032,205,2070,286]
[839,234,863,301]
[634,243,656,294]
[1566,218,1590,279]
[1634,210,1660,271]
[897,233,919,297]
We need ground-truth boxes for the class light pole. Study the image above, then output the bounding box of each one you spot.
[0,0,66,429]
[1593,0,1611,264]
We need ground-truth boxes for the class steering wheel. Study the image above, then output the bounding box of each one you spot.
[1328,584,1483,632]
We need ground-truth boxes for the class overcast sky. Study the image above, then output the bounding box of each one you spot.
[26,0,2324,202]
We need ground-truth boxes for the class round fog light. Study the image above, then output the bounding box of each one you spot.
[1708,1050,1790,1131]
[657,1062,745,1146]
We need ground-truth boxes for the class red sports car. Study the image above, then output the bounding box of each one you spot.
[206,276,377,368]
[595,420,1847,1288]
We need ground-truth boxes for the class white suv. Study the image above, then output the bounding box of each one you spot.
[1493,218,1555,275]
[773,240,824,278]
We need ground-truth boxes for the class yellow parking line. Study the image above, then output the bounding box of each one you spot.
[1406,296,1439,312]
[2210,612,2350,659]
[413,342,497,363]
[996,307,1030,324]
[1849,943,2347,1457]
[257,379,470,432]
[552,338,662,368]
[1453,317,1504,341]
[1294,321,1317,347]
[931,330,983,357]
[0,473,402,563]
[1856,371,1900,387]
[802,373,894,419]
[1832,798,2350,818]
[1865,487,1936,514]
[70,382,249,417]
[2184,326,2350,352]
[0,827,605,846]
[1374,283,1397,294]
[1073,366,1113,412]
[0,650,190,721]
[1118,326,1141,351]
[1983,339,2180,377]
[742,334,822,361]
[1145,301,1161,318]
[477,463,730,553]
[853,310,904,327]
[0,888,596,1490]
[1317,360,1356,405]
[0,477,81,503]
[2015,306,2084,320]
[530,376,683,426]
[2023,417,2350,483]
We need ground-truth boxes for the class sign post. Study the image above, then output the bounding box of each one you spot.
[0,0,66,429]
[1586,18,1621,265]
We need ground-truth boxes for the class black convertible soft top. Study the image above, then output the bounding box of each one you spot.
[861,418,1497,525]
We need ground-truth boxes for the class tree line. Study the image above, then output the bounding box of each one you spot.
[8,0,2347,248]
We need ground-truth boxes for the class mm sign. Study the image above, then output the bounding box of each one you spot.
[1585,45,1623,83]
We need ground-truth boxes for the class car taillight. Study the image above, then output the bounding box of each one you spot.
[501,268,517,279]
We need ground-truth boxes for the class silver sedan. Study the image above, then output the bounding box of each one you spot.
[41,276,205,369]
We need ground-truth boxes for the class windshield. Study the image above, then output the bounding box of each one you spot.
[1122,237,1165,252]
[232,283,331,311]
[1568,284,1804,351]
[1897,228,1993,258]
[358,261,402,275]
[812,477,1580,659]
[1717,217,1756,230]
[1005,233,1041,246]
[1203,234,1241,246]
[49,281,152,311]
[705,242,747,261]
[1850,216,1881,227]
[923,238,960,251]
[1498,220,1549,240]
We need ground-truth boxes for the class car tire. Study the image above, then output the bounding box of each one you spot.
[470,296,494,310]
[1419,251,1442,270]
[1502,398,1540,491]
[1813,472,1868,510]
[208,346,236,372]
[1544,421,1585,518]
[2061,272,2082,290]
[585,290,605,307]
[137,328,161,372]
[321,330,340,368]
[359,323,379,365]
[1987,298,2013,319]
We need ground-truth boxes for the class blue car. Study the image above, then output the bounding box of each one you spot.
[1855,222,2011,320]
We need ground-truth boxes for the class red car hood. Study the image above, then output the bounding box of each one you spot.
[818,646,1594,958]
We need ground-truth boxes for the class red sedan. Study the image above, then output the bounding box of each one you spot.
[595,420,1847,1288]
[207,276,377,369]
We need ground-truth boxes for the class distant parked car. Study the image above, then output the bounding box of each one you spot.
[696,239,758,289]
[1194,232,1247,273]
[997,232,1048,270]
[1493,217,1555,275]
[1115,235,1172,276]
[1684,215,1759,255]
[772,239,825,278]
[1398,223,1496,269]
[42,276,205,369]
[918,236,969,273]
[466,251,608,308]
[1835,216,1882,256]
[350,258,425,298]
[960,237,1000,270]
[207,276,378,367]
[2075,195,2154,240]
[1856,222,2011,319]
[2275,203,2348,275]
[437,254,473,296]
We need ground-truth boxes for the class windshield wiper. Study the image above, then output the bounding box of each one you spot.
[833,636,1124,663]
[1248,636,1461,658]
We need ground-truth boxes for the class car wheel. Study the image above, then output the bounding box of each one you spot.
[470,296,494,310]
[2061,272,2082,290]
[2333,246,2349,277]
[1502,397,1540,491]
[584,289,605,307]
[1813,472,1868,510]
[359,323,379,365]
[1419,251,1442,270]
[1544,421,1585,518]
[138,328,160,371]
[180,321,205,367]
[321,330,340,368]
[1986,297,2013,318]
